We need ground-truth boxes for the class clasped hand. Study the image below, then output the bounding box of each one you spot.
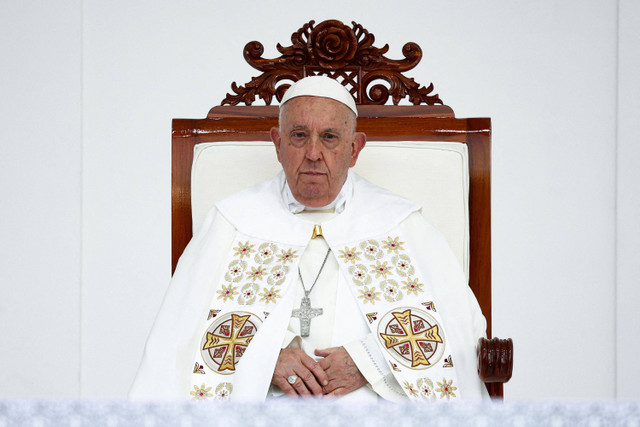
[271,347,367,397]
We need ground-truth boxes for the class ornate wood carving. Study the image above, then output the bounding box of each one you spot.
[477,337,514,384]
[221,19,443,107]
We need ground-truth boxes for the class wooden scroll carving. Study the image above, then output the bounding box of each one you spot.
[477,337,514,383]
[221,19,443,107]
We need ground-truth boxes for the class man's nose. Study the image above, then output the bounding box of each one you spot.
[305,135,322,161]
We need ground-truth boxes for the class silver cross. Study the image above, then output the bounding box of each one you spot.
[292,295,323,337]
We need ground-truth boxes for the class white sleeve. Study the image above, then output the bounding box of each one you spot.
[343,334,406,401]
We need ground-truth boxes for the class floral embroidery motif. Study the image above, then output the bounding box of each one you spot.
[267,265,289,286]
[382,236,404,253]
[277,248,298,264]
[217,284,238,302]
[371,260,393,278]
[403,380,419,397]
[392,254,414,277]
[436,378,457,400]
[380,279,402,302]
[259,287,280,304]
[247,266,266,282]
[215,382,233,400]
[233,241,255,258]
[347,235,428,305]
[360,240,383,260]
[402,278,424,295]
[191,384,213,400]
[358,286,381,304]
[349,264,371,286]
[339,247,361,263]
[225,260,246,282]
[223,238,298,304]
[417,378,437,400]
[255,243,277,264]
[238,283,259,305]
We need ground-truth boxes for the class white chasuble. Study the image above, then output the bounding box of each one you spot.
[130,171,487,402]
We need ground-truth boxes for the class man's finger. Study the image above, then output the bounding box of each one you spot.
[301,357,329,387]
[325,387,348,397]
[314,347,338,358]
[291,375,313,396]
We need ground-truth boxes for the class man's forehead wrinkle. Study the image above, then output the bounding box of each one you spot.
[287,124,344,136]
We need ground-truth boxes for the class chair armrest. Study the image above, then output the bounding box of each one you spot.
[477,337,513,383]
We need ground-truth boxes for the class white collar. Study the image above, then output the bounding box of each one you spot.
[282,171,353,214]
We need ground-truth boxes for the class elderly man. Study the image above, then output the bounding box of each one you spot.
[130,76,488,402]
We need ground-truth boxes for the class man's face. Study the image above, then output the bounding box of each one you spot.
[271,96,366,208]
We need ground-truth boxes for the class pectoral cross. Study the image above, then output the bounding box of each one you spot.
[292,294,323,337]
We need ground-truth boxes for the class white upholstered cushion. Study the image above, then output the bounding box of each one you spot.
[191,140,469,277]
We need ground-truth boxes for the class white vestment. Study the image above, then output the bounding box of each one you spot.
[130,171,488,401]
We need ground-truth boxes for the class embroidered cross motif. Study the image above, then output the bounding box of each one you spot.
[379,309,443,368]
[203,313,255,372]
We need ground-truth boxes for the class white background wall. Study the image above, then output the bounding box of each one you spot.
[1,0,638,400]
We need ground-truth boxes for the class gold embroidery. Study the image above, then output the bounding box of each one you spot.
[267,265,289,286]
[402,278,424,295]
[203,313,254,372]
[379,309,443,368]
[360,240,383,260]
[403,380,419,397]
[259,286,281,304]
[215,382,233,400]
[436,378,457,400]
[349,264,372,286]
[371,260,393,278]
[238,284,259,305]
[392,254,414,277]
[246,266,266,282]
[417,378,437,400]
[225,260,247,282]
[382,236,405,253]
[255,243,277,264]
[190,383,212,400]
[339,247,361,263]
[233,241,255,258]
[217,284,238,302]
[358,286,381,304]
[277,248,298,264]
[380,279,402,302]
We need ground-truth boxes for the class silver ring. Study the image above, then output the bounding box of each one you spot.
[287,375,298,385]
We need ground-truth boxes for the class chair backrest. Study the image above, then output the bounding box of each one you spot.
[191,140,471,278]
[173,110,491,334]
[171,18,497,396]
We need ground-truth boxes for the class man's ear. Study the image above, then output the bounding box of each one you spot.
[349,132,367,167]
[270,127,282,162]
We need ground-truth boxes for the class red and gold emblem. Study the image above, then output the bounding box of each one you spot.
[377,307,445,370]
[200,311,262,374]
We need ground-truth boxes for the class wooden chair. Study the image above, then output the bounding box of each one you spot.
[172,19,512,398]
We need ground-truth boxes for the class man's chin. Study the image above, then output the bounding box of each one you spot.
[294,187,333,208]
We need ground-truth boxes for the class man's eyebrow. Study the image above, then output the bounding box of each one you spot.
[321,128,341,134]
[287,125,342,134]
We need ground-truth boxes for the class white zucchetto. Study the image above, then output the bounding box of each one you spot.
[280,75,358,117]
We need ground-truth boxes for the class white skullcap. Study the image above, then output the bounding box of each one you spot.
[280,76,358,117]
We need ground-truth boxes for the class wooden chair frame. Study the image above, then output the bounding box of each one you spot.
[171,19,512,398]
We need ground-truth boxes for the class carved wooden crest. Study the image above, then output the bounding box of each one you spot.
[221,19,443,107]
